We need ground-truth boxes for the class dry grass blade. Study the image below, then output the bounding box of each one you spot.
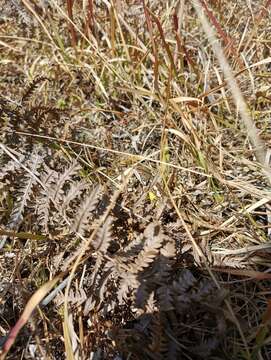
[193,0,271,184]
[0,276,62,360]
[213,268,271,281]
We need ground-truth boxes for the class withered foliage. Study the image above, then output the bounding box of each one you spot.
[0,82,230,359]
[1,1,271,359]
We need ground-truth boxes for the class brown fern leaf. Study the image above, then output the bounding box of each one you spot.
[92,215,113,252]
[128,222,165,273]
[54,288,87,307]
[117,272,139,304]
[21,76,48,105]
[71,185,101,235]
[60,180,88,214]
[35,166,58,233]
[49,161,81,204]
[0,157,25,187]
[7,151,44,229]
[6,0,34,26]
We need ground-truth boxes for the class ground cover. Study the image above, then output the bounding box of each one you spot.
[1,1,271,359]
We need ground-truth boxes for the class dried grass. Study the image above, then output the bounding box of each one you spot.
[1,1,271,359]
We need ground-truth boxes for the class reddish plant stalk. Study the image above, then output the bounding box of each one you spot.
[66,0,77,47]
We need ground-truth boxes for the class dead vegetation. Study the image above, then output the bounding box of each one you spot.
[1,1,271,359]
